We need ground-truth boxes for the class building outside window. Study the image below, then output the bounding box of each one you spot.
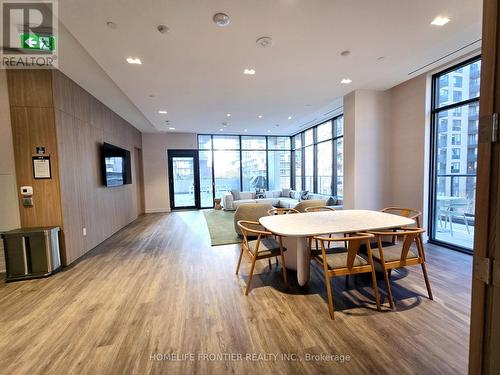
[291,115,344,197]
[430,57,480,252]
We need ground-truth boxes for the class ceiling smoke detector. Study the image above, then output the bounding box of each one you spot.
[256,36,273,48]
[106,21,118,29]
[213,13,230,27]
[157,25,169,34]
[340,50,351,57]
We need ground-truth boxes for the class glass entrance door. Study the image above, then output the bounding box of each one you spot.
[167,150,200,209]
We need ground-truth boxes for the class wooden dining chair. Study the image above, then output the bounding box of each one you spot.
[381,207,422,227]
[306,232,381,320]
[236,220,288,295]
[368,228,433,309]
[380,207,425,258]
[304,206,336,212]
[267,208,299,215]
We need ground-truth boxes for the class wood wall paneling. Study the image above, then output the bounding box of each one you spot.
[7,69,144,266]
[9,103,63,228]
[52,70,143,265]
[7,70,53,108]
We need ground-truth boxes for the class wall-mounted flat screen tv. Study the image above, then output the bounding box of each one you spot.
[101,143,132,187]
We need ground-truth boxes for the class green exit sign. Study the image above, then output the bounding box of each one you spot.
[20,34,56,51]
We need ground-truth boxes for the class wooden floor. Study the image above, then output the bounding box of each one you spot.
[0,211,472,374]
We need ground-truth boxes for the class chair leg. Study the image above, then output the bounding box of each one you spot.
[235,244,244,275]
[463,214,470,235]
[245,254,258,296]
[369,268,382,312]
[280,250,288,288]
[344,275,349,288]
[418,234,426,261]
[421,262,434,300]
[268,258,272,270]
[324,273,335,320]
[382,266,395,309]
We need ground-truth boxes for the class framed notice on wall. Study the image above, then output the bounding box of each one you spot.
[32,156,51,179]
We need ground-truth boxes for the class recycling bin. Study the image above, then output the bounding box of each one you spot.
[1,227,61,281]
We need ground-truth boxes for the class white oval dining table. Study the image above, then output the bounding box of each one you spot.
[259,209,415,286]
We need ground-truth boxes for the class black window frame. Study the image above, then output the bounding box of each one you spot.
[428,55,480,254]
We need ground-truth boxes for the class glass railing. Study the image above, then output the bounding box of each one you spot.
[433,174,476,250]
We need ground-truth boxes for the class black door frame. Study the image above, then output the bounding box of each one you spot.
[167,150,201,210]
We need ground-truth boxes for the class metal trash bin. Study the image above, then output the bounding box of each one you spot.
[1,227,61,281]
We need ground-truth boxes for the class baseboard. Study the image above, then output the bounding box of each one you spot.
[145,208,171,213]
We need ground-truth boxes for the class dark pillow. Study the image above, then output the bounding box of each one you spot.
[300,190,309,201]
[326,196,337,206]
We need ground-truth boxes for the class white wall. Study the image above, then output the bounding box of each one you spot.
[142,133,197,212]
[343,90,391,210]
[386,74,431,227]
[0,70,21,272]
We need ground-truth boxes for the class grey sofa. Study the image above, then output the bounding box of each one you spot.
[223,188,343,211]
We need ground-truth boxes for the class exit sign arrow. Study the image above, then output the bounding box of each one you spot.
[25,36,37,48]
[20,34,56,51]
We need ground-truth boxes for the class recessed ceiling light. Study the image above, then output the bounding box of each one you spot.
[158,110,167,114]
[226,113,231,117]
[258,115,263,119]
[267,130,271,133]
[341,78,352,84]
[431,16,450,26]
[244,68,256,75]
[213,13,230,27]
[168,127,175,130]
[126,57,142,64]
[219,128,224,131]
[244,129,248,132]
[288,116,292,120]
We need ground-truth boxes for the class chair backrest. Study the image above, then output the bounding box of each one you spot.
[267,208,299,216]
[294,199,327,213]
[312,232,374,269]
[237,220,272,243]
[234,203,273,235]
[305,206,336,213]
[381,207,422,227]
[370,227,426,261]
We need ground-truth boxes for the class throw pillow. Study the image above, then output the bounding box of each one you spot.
[300,190,309,201]
[281,188,291,198]
[239,191,255,200]
[326,196,337,206]
[291,190,301,200]
[264,190,274,198]
[231,190,240,200]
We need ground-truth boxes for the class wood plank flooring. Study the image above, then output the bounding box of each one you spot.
[0,211,472,374]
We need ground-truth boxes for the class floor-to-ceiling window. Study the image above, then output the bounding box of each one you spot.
[198,135,292,208]
[292,114,344,197]
[429,57,480,252]
[293,134,302,191]
[241,136,267,191]
[268,136,291,190]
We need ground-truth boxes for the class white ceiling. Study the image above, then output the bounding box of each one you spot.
[58,0,482,135]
